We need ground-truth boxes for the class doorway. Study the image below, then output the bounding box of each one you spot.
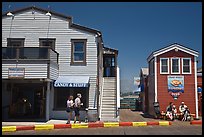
[9,83,46,119]
[103,55,116,77]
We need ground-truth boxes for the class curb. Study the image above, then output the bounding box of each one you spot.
[2,121,172,132]
[190,120,202,125]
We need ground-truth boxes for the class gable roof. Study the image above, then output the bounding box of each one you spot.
[147,43,199,62]
[2,6,101,35]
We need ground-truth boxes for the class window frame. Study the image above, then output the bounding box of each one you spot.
[182,58,191,74]
[171,57,180,74]
[160,58,169,74]
[39,38,56,50]
[70,39,87,66]
[7,38,25,47]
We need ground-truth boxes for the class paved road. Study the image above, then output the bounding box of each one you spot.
[2,109,202,135]
[2,125,202,135]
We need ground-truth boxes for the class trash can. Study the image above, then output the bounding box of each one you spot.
[153,102,161,118]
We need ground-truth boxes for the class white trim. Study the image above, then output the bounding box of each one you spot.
[116,67,120,119]
[194,57,198,119]
[154,46,199,58]
[181,58,192,74]
[99,78,104,119]
[160,58,169,74]
[147,44,199,62]
[171,57,180,74]
[154,57,157,102]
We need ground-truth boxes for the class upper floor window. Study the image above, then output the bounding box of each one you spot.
[7,38,25,47]
[182,58,191,74]
[160,58,169,74]
[6,38,25,59]
[171,58,180,74]
[39,38,55,50]
[71,39,87,65]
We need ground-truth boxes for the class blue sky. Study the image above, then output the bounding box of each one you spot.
[2,2,202,83]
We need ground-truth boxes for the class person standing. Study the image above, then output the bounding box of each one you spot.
[74,93,83,123]
[66,95,74,124]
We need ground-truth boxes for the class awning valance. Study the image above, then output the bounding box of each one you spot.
[54,76,89,88]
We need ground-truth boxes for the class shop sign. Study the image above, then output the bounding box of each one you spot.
[54,82,88,87]
[168,75,184,100]
[8,68,25,78]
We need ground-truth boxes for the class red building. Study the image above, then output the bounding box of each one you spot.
[146,43,199,119]
[197,68,202,116]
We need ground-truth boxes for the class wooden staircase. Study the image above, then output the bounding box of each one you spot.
[100,77,119,121]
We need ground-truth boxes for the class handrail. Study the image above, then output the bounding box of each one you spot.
[99,77,104,120]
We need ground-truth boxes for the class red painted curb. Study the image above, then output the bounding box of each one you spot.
[54,124,71,129]
[3,121,173,132]
[147,121,159,125]
[119,122,132,126]
[88,122,104,128]
[16,125,35,131]
[190,120,202,125]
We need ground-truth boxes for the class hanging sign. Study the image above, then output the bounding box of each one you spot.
[8,68,25,78]
[168,75,184,100]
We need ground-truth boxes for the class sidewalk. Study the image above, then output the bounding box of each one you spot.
[2,109,201,132]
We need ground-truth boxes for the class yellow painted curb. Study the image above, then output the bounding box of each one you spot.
[34,124,54,130]
[159,121,170,126]
[2,126,17,132]
[71,123,88,128]
[104,122,119,127]
[132,122,147,126]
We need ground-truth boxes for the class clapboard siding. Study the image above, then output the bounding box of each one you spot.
[2,63,48,79]
[2,9,98,110]
[49,63,59,80]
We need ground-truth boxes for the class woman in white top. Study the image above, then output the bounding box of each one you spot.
[74,93,83,123]
[66,95,74,124]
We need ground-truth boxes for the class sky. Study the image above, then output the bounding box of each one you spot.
[2,2,202,92]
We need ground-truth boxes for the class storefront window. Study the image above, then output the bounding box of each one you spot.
[54,87,88,110]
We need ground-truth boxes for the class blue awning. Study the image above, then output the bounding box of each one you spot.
[54,76,89,88]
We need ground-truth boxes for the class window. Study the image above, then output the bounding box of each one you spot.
[7,38,25,47]
[71,39,87,65]
[39,38,55,50]
[7,38,25,59]
[182,58,191,74]
[171,58,180,74]
[54,87,88,110]
[160,58,169,74]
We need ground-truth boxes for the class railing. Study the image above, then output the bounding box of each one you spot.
[2,47,59,63]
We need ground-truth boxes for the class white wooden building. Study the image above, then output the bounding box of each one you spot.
[2,6,120,122]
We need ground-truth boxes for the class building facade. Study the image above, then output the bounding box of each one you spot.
[197,67,202,116]
[2,6,119,122]
[146,43,199,119]
[139,68,149,113]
